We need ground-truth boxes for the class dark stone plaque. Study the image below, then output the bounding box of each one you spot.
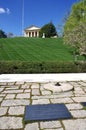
[24,103,72,122]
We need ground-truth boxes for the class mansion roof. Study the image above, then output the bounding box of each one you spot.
[24,25,41,31]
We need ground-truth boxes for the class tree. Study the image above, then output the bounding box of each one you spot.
[39,22,57,38]
[64,0,86,32]
[64,22,86,60]
[64,0,86,60]
[7,32,14,38]
[0,30,7,38]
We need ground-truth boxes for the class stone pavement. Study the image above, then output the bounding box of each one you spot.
[0,80,86,130]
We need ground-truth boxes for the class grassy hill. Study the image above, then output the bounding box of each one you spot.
[0,37,76,62]
[0,37,85,73]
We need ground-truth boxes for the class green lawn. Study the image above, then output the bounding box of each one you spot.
[0,37,82,62]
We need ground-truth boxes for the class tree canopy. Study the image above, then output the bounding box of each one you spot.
[0,30,7,38]
[64,0,86,32]
[39,22,57,38]
[64,0,86,59]
[7,32,14,38]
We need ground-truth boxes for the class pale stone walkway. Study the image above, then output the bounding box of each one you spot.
[0,73,86,82]
[0,79,86,129]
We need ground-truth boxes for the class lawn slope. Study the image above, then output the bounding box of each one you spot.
[0,37,74,61]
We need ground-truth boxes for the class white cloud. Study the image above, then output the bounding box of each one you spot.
[0,7,10,14]
[6,8,10,14]
[0,8,5,14]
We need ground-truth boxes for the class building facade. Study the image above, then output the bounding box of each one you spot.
[24,25,41,37]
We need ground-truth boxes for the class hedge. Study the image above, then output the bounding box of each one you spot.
[0,61,86,74]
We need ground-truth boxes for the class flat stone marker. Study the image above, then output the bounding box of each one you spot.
[43,83,73,93]
[24,104,72,122]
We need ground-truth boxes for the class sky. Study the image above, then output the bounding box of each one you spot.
[0,0,78,36]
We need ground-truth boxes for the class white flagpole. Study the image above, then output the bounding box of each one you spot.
[22,0,24,36]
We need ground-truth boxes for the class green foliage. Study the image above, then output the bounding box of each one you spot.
[39,22,57,38]
[0,37,85,73]
[0,30,7,38]
[64,0,86,31]
[64,0,86,59]
[0,61,86,74]
[64,22,86,57]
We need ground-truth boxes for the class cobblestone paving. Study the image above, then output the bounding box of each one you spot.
[0,81,86,130]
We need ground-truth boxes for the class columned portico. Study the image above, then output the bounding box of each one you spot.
[24,25,40,38]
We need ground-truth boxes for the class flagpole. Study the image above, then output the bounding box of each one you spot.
[22,0,24,36]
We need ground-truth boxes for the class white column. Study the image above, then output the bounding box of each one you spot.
[37,31,39,37]
[31,32,32,37]
[34,31,35,37]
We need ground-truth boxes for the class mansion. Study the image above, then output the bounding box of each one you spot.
[24,25,41,37]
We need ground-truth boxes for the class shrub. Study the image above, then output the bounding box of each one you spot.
[0,61,86,74]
